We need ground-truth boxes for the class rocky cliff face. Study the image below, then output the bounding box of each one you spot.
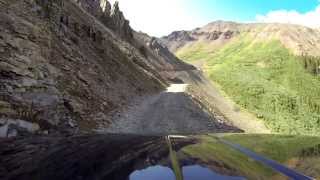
[160,21,240,52]
[160,31,196,52]
[161,20,320,56]
[132,31,195,81]
[0,0,188,137]
[75,0,133,40]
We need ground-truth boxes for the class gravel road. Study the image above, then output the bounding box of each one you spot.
[103,84,239,135]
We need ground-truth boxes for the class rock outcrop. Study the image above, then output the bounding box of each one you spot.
[75,0,133,40]
[74,0,103,17]
[133,32,195,73]
[109,1,133,40]
[160,31,196,52]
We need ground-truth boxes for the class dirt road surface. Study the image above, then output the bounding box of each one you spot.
[103,84,239,135]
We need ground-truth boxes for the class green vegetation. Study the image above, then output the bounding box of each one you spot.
[222,134,320,162]
[182,135,276,179]
[222,134,320,179]
[176,42,217,63]
[177,35,320,135]
[181,134,320,179]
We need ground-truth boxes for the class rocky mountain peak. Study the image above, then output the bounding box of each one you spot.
[101,0,112,16]
[74,0,132,40]
[161,21,240,52]
[109,1,133,39]
[161,20,320,56]
[111,1,120,14]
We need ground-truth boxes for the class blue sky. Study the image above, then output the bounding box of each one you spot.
[192,0,319,22]
[109,0,320,37]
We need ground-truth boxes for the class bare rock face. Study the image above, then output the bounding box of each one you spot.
[223,30,233,39]
[160,31,195,52]
[102,0,112,17]
[206,31,223,40]
[160,21,240,52]
[133,31,196,73]
[165,31,195,42]
[109,1,133,40]
[75,0,133,40]
[0,0,167,135]
[74,0,104,17]
[0,0,194,135]
[147,37,194,71]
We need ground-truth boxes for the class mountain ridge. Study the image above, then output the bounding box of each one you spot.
[163,20,320,135]
[161,20,320,57]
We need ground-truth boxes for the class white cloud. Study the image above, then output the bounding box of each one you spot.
[108,0,206,37]
[256,5,320,28]
[107,1,320,37]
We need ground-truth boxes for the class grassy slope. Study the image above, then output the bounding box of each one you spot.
[182,135,276,179]
[177,35,320,135]
[176,42,217,63]
[182,134,320,179]
[223,134,320,163]
[223,134,320,179]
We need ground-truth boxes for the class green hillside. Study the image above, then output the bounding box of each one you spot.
[182,134,320,179]
[177,35,320,135]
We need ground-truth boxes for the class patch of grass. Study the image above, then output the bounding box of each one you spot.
[178,35,320,135]
[221,134,320,178]
[182,135,277,179]
[176,41,217,63]
[182,134,320,179]
[222,134,320,163]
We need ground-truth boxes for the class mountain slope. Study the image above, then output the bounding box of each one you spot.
[0,0,193,135]
[162,21,320,57]
[162,21,320,135]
